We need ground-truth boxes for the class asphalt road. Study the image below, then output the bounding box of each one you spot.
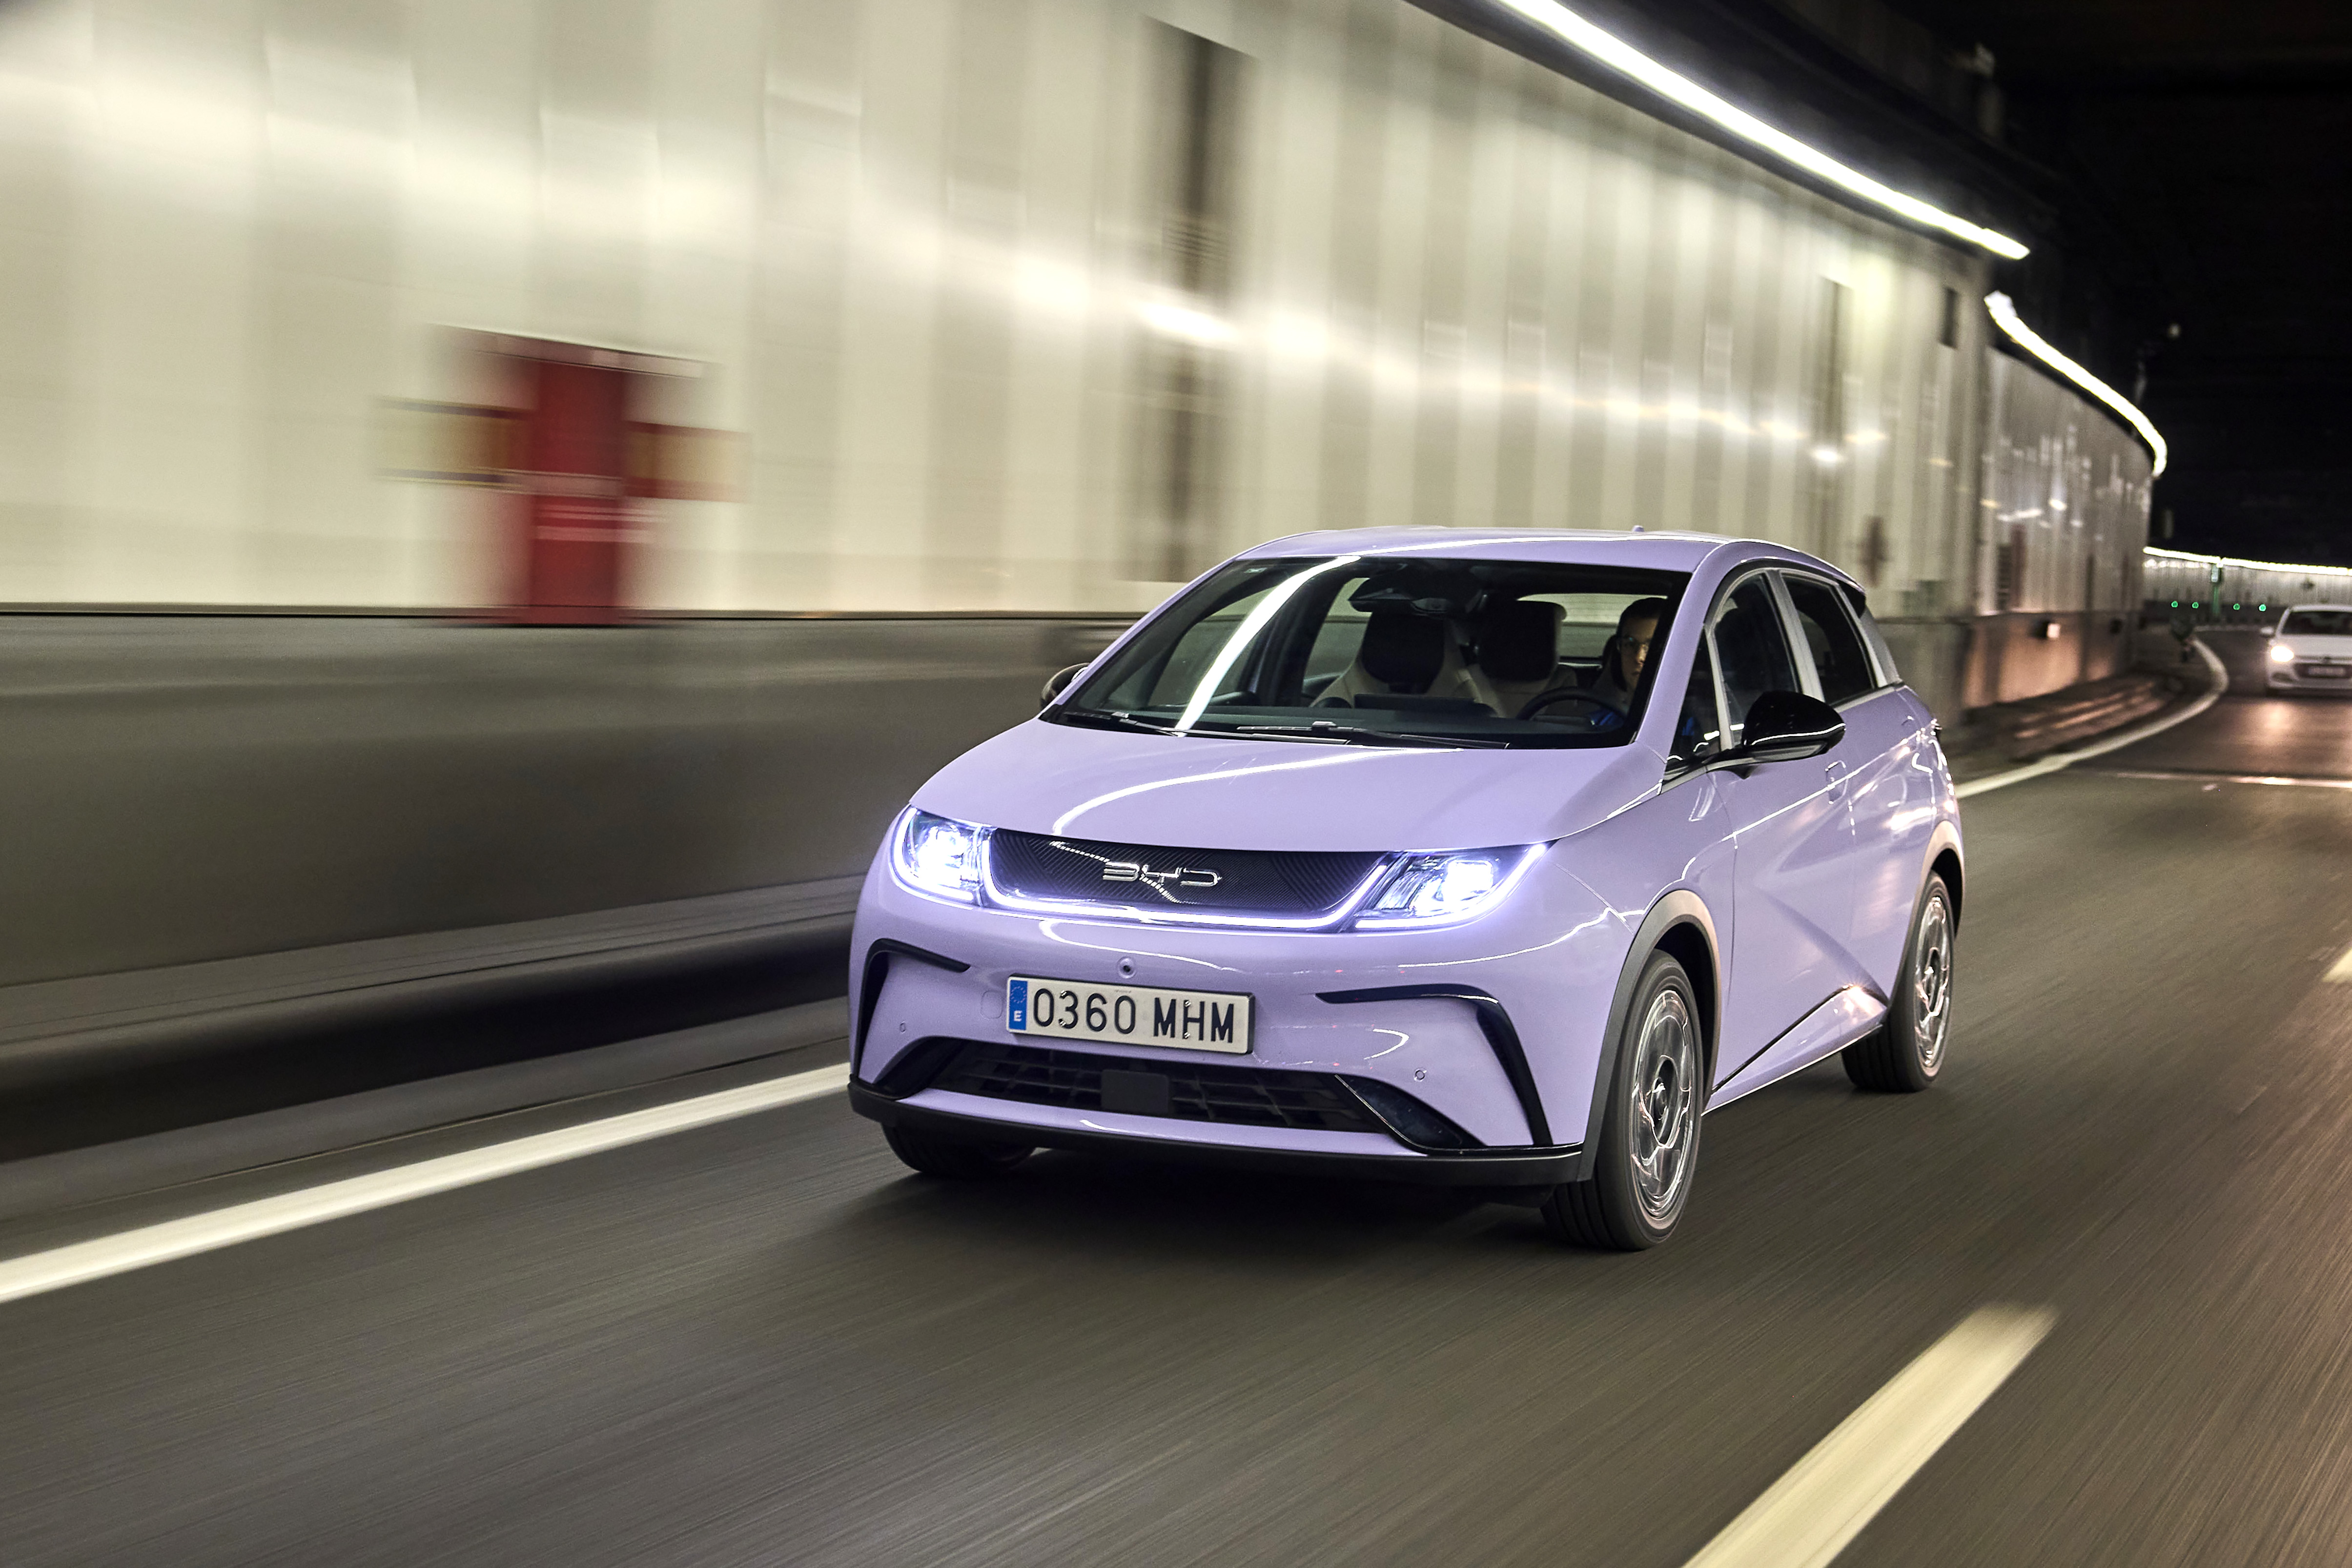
[6,637,2352,1567]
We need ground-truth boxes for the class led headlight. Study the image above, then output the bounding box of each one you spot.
[891,809,988,902]
[1356,846,1542,928]
[2270,642,2297,664]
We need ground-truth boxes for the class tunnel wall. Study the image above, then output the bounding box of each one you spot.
[0,0,2152,993]
[0,613,1126,987]
[0,0,2003,616]
[2142,550,2352,626]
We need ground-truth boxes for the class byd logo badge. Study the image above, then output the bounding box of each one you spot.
[1100,860,1223,894]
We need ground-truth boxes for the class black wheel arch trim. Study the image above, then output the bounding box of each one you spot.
[1315,984,1551,1146]
[853,939,971,1079]
[1580,890,1721,1181]
[850,1083,1581,1187]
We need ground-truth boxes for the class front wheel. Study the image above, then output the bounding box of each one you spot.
[884,1124,1034,1178]
[1543,951,1704,1250]
[1842,872,1955,1092]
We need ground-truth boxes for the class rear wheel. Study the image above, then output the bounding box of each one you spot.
[1842,873,1955,1092]
[883,1124,1034,1178]
[1543,951,1703,1250]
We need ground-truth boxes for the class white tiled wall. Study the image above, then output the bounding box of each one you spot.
[0,0,2147,614]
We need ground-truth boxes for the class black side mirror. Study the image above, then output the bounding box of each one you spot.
[1040,663,1086,710]
[1731,690,1844,764]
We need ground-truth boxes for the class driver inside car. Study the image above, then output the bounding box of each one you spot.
[1590,597,1668,717]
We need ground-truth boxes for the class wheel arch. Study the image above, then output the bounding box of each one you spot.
[1575,889,1721,1180]
[1925,822,1964,919]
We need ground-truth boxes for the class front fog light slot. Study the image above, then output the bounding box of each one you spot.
[894,810,987,902]
[1341,1077,1478,1150]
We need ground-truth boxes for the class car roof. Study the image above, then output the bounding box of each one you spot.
[2283,604,2352,613]
[1234,527,1857,587]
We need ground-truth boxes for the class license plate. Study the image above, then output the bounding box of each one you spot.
[2310,666,2350,679]
[1006,976,1252,1054]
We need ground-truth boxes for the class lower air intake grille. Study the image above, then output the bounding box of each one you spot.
[931,1041,1388,1136]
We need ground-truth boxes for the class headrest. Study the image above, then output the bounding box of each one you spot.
[1358,611,1446,690]
[1477,600,1562,682]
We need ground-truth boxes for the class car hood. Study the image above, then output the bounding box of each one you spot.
[2278,634,2352,655]
[912,717,1669,851]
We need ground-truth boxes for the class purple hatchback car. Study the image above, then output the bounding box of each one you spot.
[848,530,1962,1248]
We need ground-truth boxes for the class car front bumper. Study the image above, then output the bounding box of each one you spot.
[2268,665,2352,692]
[848,847,1633,1168]
[849,1083,1582,1186]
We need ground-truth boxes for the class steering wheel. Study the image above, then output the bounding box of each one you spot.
[1516,686,1620,725]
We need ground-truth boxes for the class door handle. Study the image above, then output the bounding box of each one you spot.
[1824,760,1849,800]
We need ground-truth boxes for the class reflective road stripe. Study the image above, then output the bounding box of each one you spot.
[1683,1306,2057,1568]
[0,1063,850,1309]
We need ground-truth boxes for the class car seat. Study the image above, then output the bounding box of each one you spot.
[1318,611,1481,708]
[1466,599,1566,716]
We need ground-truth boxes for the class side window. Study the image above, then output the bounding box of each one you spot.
[1842,583,1901,683]
[1672,638,1723,767]
[1712,576,1802,742]
[1784,575,1878,705]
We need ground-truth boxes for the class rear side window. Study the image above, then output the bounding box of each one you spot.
[1843,584,1901,683]
[1712,576,1801,742]
[1784,575,1878,705]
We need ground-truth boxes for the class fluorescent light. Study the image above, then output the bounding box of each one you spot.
[1138,299,1238,347]
[1489,0,2030,260]
[1984,293,2168,477]
[2147,547,2352,576]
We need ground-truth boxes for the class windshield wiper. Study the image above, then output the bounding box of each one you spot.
[1055,709,1179,735]
[1227,722,1506,749]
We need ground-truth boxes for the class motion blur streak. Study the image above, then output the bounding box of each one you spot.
[1984,294,2169,476]
[1489,0,2030,258]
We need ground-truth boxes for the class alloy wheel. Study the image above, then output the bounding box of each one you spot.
[1912,893,1954,1074]
[1626,985,1699,1224]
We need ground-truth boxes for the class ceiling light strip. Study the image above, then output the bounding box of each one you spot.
[1984,292,2169,477]
[2145,547,2352,577]
[1487,0,2030,260]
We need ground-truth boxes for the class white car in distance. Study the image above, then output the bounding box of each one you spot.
[2266,605,2352,694]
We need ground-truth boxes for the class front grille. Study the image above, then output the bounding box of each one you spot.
[930,1040,1389,1136]
[987,830,1384,917]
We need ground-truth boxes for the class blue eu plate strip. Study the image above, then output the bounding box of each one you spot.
[1007,978,1028,1031]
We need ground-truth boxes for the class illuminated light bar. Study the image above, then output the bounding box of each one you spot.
[1984,293,2169,477]
[2146,547,2352,576]
[1488,0,2031,260]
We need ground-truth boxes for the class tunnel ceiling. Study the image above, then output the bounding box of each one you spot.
[1883,0,2352,564]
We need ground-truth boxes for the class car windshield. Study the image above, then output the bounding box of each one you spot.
[2283,610,2352,636]
[1052,555,1692,749]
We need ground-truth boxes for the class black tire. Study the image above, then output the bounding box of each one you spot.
[883,1124,1034,1178]
[1842,872,1955,1093]
[1543,951,1704,1250]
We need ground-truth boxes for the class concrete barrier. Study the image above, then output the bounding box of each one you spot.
[0,613,1126,990]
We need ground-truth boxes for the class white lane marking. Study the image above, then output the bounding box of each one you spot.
[2326,946,2352,983]
[1955,639,2228,798]
[1682,1305,2057,1568]
[2101,769,2352,792]
[0,1062,849,1309]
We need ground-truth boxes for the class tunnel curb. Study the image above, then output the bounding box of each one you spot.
[1954,638,2229,799]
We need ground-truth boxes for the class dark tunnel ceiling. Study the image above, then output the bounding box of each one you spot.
[1883,0,2352,563]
